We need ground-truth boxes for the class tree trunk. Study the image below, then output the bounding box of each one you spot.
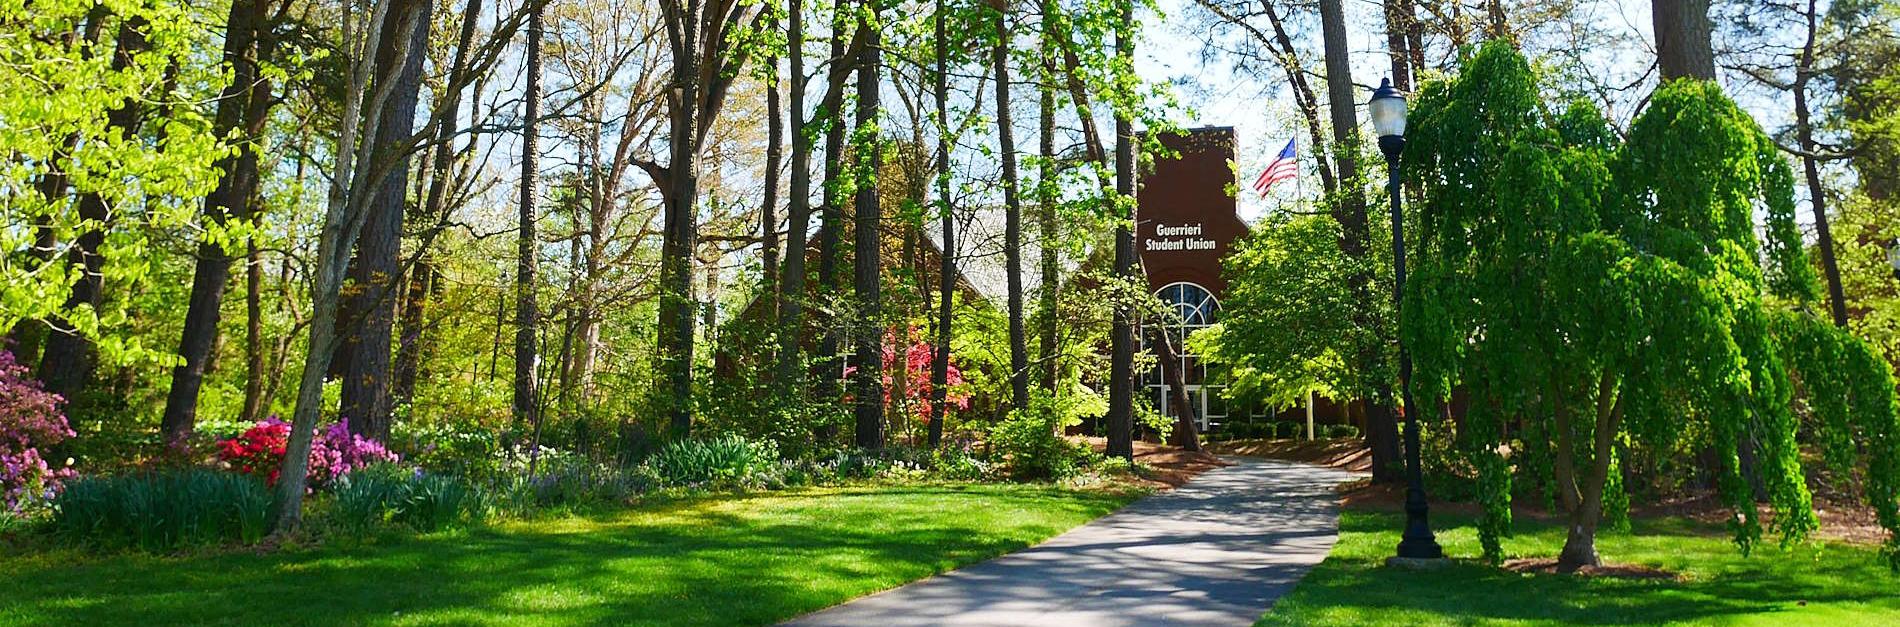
[162,0,274,444]
[1653,0,1716,81]
[1320,0,1401,483]
[1105,0,1136,461]
[277,0,425,532]
[42,17,155,404]
[777,0,812,388]
[337,3,430,440]
[1383,0,1414,91]
[762,40,783,319]
[658,0,703,437]
[1036,4,1060,394]
[1149,327,1202,452]
[815,49,847,441]
[927,0,954,449]
[242,233,266,423]
[515,0,544,442]
[1793,0,1847,326]
[851,0,885,449]
[992,0,1030,412]
[1558,373,1625,572]
[394,0,485,407]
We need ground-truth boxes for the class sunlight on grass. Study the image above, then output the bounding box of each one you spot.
[1259,510,1900,626]
[0,485,1133,627]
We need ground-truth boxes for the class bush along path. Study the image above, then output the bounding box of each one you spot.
[781,458,1361,627]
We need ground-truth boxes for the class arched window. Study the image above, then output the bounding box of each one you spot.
[1144,282,1224,429]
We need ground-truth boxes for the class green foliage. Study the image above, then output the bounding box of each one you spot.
[0,0,229,366]
[1323,424,1360,439]
[992,391,1095,481]
[50,470,273,551]
[329,464,487,535]
[1201,212,1379,410]
[1401,41,1872,565]
[644,435,779,488]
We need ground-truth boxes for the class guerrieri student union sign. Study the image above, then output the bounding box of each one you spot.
[1145,222,1217,252]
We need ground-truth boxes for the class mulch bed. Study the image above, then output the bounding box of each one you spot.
[1502,558,1681,580]
[1082,437,1232,489]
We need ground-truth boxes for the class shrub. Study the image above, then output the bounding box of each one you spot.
[644,435,777,487]
[216,417,398,488]
[992,393,1096,482]
[1325,424,1360,438]
[0,350,75,513]
[1275,420,1305,439]
[394,474,484,532]
[330,465,486,534]
[51,469,273,551]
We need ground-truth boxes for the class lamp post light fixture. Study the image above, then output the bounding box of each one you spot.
[1371,77,1445,562]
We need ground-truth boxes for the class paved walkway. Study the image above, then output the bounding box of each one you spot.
[781,457,1360,627]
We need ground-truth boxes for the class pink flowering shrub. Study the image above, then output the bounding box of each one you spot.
[843,326,972,424]
[216,417,397,488]
[0,350,75,513]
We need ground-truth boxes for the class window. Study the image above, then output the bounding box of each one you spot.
[1143,282,1224,430]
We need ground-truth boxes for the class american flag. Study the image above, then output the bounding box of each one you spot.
[1252,138,1298,198]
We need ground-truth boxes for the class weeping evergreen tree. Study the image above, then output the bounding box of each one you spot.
[1404,41,1900,571]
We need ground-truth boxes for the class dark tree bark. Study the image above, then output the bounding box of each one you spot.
[851,0,885,449]
[41,17,156,405]
[1383,0,1414,90]
[1036,3,1060,394]
[777,0,811,388]
[337,3,431,440]
[763,41,783,319]
[394,0,485,407]
[1791,0,1848,326]
[657,0,704,437]
[813,7,851,440]
[164,0,271,443]
[927,0,954,449]
[516,0,544,448]
[243,231,266,424]
[649,0,765,436]
[1148,327,1202,452]
[991,0,1030,412]
[1654,0,1717,81]
[1105,0,1136,461]
[1319,0,1401,483]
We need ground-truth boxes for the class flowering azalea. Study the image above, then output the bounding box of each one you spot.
[842,326,971,424]
[216,417,397,487]
[0,350,75,512]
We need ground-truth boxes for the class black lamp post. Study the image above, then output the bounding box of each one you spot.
[1371,77,1444,561]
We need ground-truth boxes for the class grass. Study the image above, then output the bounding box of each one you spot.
[1,484,1135,626]
[1259,510,1900,626]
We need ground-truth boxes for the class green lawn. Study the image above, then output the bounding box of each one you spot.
[1,484,1135,626]
[1260,510,1900,626]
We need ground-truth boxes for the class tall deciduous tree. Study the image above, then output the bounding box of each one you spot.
[517,0,545,444]
[1318,0,1400,483]
[851,0,885,448]
[1655,0,1717,80]
[336,0,433,439]
[643,0,765,435]
[990,0,1030,412]
[162,0,282,444]
[926,0,955,448]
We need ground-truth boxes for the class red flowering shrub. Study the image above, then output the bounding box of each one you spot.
[216,418,397,488]
[843,326,972,424]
